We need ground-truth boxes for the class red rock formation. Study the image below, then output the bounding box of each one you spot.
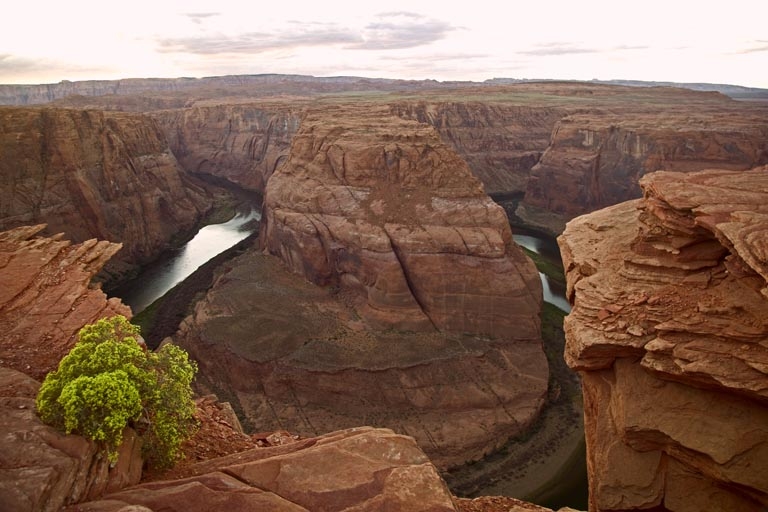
[0,225,130,380]
[75,427,459,512]
[521,108,768,234]
[262,105,542,337]
[154,103,302,194]
[392,102,563,195]
[559,167,768,511]
[0,107,212,282]
[175,105,547,469]
[0,366,143,511]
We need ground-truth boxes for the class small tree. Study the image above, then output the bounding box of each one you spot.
[36,315,198,468]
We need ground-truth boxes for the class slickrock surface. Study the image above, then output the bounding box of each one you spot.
[521,107,768,234]
[73,427,459,512]
[0,367,143,512]
[177,105,547,469]
[0,225,130,380]
[558,167,768,511]
[0,107,211,281]
[155,103,302,194]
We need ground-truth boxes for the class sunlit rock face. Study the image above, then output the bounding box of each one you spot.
[176,104,548,469]
[559,167,768,512]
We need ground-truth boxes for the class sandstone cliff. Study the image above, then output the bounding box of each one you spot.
[0,225,130,380]
[392,102,563,195]
[154,103,302,194]
[176,105,548,469]
[559,167,768,511]
[0,107,212,282]
[521,108,768,234]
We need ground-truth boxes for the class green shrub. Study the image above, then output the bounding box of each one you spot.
[36,315,198,468]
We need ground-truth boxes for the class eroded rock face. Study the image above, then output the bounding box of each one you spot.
[177,105,547,469]
[155,104,302,194]
[559,167,768,511]
[0,107,211,282]
[392,102,563,195]
[261,105,542,337]
[0,225,130,380]
[522,110,768,234]
[75,427,459,512]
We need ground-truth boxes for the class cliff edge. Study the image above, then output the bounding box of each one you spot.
[559,166,768,511]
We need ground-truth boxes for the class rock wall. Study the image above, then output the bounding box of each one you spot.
[0,107,212,281]
[521,110,768,234]
[262,105,542,336]
[392,102,563,195]
[154,104,302,194]
[559,167,768,511]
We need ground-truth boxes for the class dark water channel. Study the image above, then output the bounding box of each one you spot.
[113,208,261,314]
[513,229,570,313]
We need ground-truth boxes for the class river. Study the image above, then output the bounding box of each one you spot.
[113,209,261,314]
[512,231,570,313]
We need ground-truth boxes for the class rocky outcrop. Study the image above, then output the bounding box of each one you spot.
[392,102,563,195]
[0,367,143,512]
[75,427,459,512]
[559,167,768,511]
[176,105,547,469]
[0,225,130,380]
[262,105,542,336]
[521,109,768,234]
[0,107,212,282]
[154,104,301,194]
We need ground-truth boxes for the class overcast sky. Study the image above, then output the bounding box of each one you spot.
[2,0,766,87]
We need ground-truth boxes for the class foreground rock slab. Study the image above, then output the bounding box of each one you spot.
[74,427,458,512]
[559,166,768,511]
[0,367,142,512]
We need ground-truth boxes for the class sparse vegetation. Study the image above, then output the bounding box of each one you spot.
[35,315,198,469]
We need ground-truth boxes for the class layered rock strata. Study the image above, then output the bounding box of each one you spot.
[262,105,543,337]
[0,107,211,280]
[392,102,563,195]
[0,225,130,380]
[155,104,302,193]
[559,167,768,511]
[521,109,768,233]
[177,105,547,469]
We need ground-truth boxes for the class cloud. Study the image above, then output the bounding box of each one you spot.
[0,54,40,73]
[518,43,598,56]
[613,45,648,51]
[156,22,361,54]
[350,12,457,50]
[737,44,768,54]
[182,12,221,24]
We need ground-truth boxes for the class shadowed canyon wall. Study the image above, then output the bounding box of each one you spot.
[0,107,212,281]
[559,167,768,511]
[154,104,302,193]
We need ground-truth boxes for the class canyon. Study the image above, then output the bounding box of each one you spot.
[1,75,768,511]
[176,104,548,470]
[559,166,768,511]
